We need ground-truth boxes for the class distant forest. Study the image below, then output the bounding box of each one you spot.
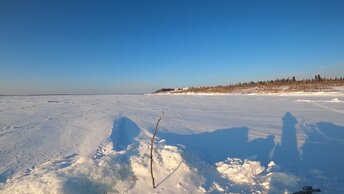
[155,75,344,94]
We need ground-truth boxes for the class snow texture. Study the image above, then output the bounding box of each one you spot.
[0,94,344,193]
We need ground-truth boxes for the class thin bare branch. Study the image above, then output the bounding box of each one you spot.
[150,110,164,189]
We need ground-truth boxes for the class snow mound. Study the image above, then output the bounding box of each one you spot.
[0,117,204,194]
[327,98,342,103]
[215,159,301,193]
[216,158,265,184]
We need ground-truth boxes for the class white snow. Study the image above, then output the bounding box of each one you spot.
[0,94,344,193]
[216,158,265,184]
[327,98,342,103]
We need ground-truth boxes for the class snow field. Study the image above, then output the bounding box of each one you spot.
[0,94,344,193]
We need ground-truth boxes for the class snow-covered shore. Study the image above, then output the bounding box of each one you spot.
[151,86,344,96]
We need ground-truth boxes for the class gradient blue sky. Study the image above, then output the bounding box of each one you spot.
[1,0,344,94]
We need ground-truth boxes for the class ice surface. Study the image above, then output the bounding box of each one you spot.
[0,94,344,193]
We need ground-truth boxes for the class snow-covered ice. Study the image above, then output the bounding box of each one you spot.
[0,94,344,193]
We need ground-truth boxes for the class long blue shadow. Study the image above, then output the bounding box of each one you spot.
[110,117,140,151]
[159,127,275,165]
[273,112,300,170]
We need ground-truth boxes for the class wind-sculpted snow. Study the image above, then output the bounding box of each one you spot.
[0,94,344,193]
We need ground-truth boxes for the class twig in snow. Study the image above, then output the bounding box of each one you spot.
[150,110,164,189]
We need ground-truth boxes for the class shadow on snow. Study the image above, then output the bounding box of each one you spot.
[102,114,344,193]
[159,127,275,166]
[158,112,344,192]
[110,117,140,151]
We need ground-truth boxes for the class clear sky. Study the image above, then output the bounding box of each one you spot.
[1,0,344,94]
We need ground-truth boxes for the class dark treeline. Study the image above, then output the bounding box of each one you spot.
[166,75,344,94]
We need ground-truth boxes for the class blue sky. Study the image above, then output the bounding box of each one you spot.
[1,0,344,94]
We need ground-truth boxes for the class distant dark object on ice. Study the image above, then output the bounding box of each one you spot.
[293,186,321,194]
